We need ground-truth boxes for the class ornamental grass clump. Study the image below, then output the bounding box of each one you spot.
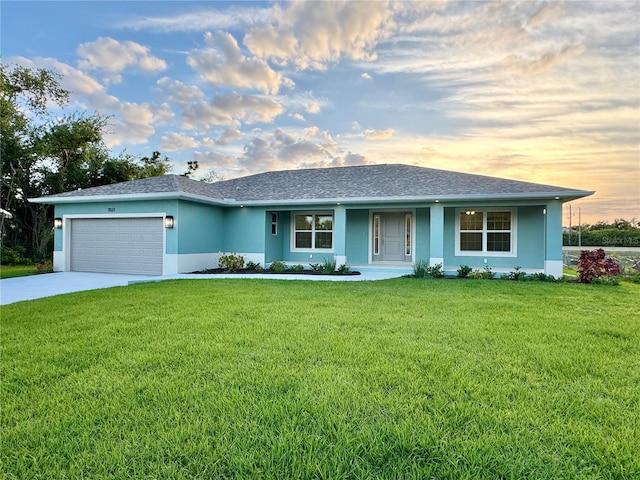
[577,248,620,284]
[413,260,429,278]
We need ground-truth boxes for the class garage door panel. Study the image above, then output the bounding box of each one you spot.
[70,218,163,275]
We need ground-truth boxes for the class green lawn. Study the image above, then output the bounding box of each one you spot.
[2,279,639,479]
[0,264,36,279]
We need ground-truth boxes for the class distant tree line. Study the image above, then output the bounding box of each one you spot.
[1,63,172,261]
[563,219,640,247]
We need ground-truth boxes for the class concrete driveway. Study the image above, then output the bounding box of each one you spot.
[0,272,161,305]
[1,269,408,305]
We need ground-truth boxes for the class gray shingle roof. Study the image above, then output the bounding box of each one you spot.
[39,174,225,199]
[31,164,593,204]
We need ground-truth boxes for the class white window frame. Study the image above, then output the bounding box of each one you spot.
[455,208,517,257]
[271,213,278,236]
[291,211,334,252]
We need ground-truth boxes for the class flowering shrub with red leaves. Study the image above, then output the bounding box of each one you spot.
[577,248,621,284]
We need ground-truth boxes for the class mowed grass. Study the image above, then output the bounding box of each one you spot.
[1,279,639,479]
[0,264,36,279]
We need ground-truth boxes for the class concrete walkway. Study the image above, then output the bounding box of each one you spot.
[1,270,408,306]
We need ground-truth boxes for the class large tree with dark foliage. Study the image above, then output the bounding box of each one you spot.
[1,63,171,260]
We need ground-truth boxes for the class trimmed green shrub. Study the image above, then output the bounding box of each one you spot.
[457,265,472,278]
[427,263,444,278]
[218,253,245,272]
[269,261,286,273]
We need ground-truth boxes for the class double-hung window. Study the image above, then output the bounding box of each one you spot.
[456,208,516,256]
[292,212,333,250]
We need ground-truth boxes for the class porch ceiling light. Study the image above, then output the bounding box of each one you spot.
[54,217,63,229]
[164,216,174,229]
[465,211,476,215]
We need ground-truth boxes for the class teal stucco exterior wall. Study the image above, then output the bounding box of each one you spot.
[442,205,548,272]
[345,209,369,264]
[54,199,224,256]
[415,207,430,262]
[54,199,178,253]
[223,207,265,254]
[264,211,283,263]
[52,197,565,275]
[175,200,224,254]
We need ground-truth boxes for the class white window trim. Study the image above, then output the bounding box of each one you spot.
[290,211,334,252]
[454,208,517,257]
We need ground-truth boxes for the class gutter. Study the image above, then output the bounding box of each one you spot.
[28,191,229,206]
[28,189,594,207]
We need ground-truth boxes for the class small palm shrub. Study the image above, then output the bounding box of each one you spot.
[337,264,351,274]
[508,266,526,281]
[246,261,261,271]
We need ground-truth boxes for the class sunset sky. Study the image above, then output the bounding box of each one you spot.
[3,0,639,224]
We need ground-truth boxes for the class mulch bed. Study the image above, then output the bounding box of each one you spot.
[190,268,361,276]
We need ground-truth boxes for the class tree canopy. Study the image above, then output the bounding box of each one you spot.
[1,63,171,260]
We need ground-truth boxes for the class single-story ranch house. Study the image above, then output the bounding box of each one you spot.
[30,164,593,278]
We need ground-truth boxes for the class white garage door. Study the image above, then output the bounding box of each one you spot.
[70,218,164,275]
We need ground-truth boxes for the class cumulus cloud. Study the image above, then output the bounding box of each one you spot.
[182,92,284,129]
[156,77,205,107]
[160,132,199,151]
[333,152,369,167]
[77,37,166,82]
[187,31,287,94]
[231,127,346,174]
[241,24,297,65]
[361,72,372,80]
[217,128,243,145]
[152,102,175,124]
[365,128,394,140]
[105,102,156,146]
[193,150,237,169]
[306,102,321,114]
[8,56,118,111]
[244,0,395,69]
